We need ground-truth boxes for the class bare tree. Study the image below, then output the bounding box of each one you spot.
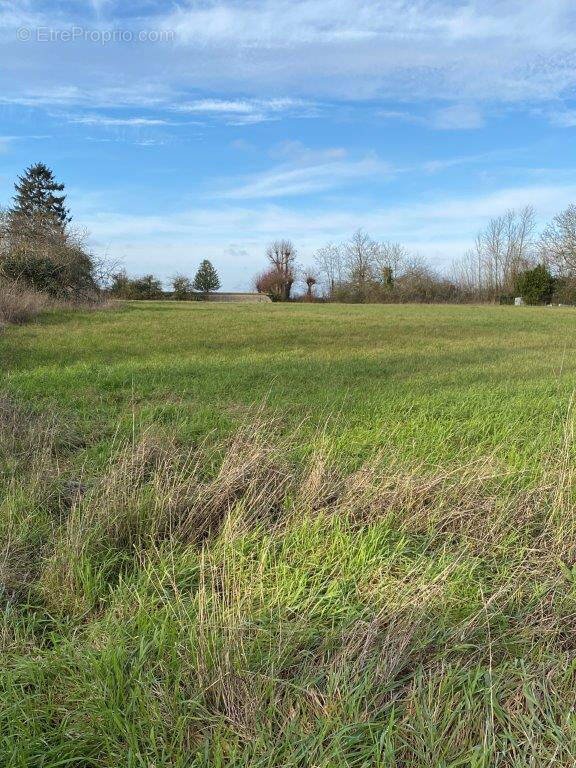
[374,241,408,282]
[314,242,343,297]
[314,233,414,300]
[470,207,536,298]
[452,249,482,298]
[541,203,576,276]
[303,269,318,301]
[266,239,297,301]
[344,230,379,297]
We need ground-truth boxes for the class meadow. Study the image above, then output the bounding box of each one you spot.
[2,301,576,766]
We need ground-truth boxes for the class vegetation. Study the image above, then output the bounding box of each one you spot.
[0,281,48,325]
[109,271,164,300]
[2,301,576,765]
[171,274,194,300]
[257,205,576,304]
[515,263,555,305]
[255,239,297,301]
[453,207,537,300]
[193,259,221,297]
[0,163,98,299]
[303,269,317,300]
[541,203,576,276]
[11,162,70,226]
[109,263,221,301]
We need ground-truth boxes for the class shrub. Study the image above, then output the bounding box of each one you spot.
[254,267,288,301]
[131,274,164,299]
[109,272,164,300]
[171,274,194,301]
[515,264,555,305]
[0,211,99,300]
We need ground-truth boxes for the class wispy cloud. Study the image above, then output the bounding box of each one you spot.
[174,97,318,124]
[429,105,485,130]
[159,0,576,102]
[77,178,576,289]
[68,115,173,127]
[3,1,574,111]
[0,133,51,152]
[0,85,172,110]
[0,136,16,153]
[544,109,576,128]
[380,104,485,131]
[0,89,319,127]
[216,149,390,199]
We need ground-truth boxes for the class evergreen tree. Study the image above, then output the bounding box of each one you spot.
[0,164,97,298]
[193,260,220,297]
[11,163,70,228]
[515,264,555,305]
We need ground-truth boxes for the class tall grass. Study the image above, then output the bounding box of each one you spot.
[0,280,113,330]
[2,394,576,766]
[0,281,48,325]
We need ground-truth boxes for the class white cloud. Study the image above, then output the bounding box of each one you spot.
[177,99,265,114]
[0,85,172,110]
[429,105,485,130]
[0,136,15,153]
[174,97,318,124]
[68,115,172,126]
[1,1,575,111]
[158,0,576,102]
[545,109,576,128]
[216,151,390,199]
[0,133,51,152]
[380,104,486,131]
[77,178,576,289]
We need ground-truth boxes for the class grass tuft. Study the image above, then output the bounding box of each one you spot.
[2,395,576,765]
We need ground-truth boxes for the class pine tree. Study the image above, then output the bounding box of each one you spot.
[11,163,70,228]
[193,260,220,297]
[1,165,97,298]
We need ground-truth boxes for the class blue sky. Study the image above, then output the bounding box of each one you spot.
[1,0,576,289]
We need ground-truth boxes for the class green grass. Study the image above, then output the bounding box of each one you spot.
[2,301,576,467]
[2,301,576,766]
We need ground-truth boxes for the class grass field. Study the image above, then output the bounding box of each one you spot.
[2,301,576,766]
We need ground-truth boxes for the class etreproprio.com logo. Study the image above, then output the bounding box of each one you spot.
[17,27,175,44]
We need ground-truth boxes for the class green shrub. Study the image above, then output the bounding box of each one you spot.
[109,271,164,299]
[515,263,555,305]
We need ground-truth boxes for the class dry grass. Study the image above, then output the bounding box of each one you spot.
[0,281,49,325]
[0,280,113,329]
[2,394,576,764]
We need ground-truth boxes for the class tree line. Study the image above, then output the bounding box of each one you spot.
[3,162,576,307]
[109,260,221,301]
[0,163,223,304]
[252,205,576,305]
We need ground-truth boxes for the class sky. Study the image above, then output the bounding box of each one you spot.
[1,0,576,289]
